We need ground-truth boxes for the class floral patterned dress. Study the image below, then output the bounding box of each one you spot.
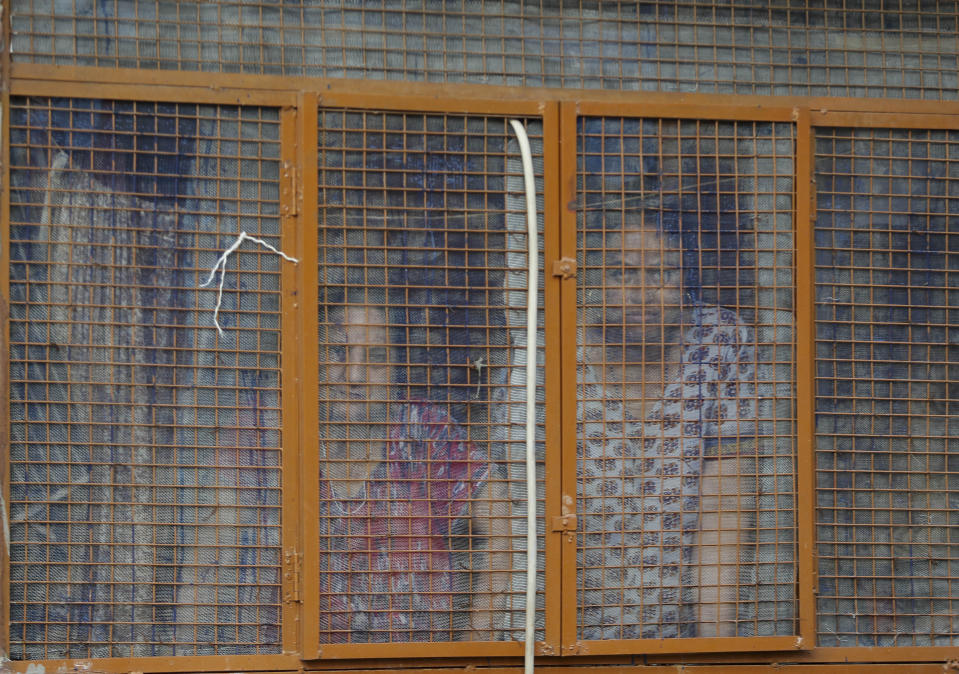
[578,305,756,640]
[318,402,489,643]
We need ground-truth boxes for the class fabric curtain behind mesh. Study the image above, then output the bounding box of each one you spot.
[20,153,180,656]
[814,128,959,647]
[8,108,281,658]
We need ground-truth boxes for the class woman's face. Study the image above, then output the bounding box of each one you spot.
[321,305,392,424]
[604,218,683,331]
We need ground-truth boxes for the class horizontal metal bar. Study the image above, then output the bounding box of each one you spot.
[575,635,805,656]
[4,655,300,673]
[812,111,959,129]
[14,64,959,121]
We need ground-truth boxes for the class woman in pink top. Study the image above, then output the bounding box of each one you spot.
[318,304,511,644]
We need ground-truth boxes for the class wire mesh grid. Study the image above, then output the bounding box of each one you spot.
[7,97,284,659]
[10,1,959,99]
[575,117,797,641]
[815,127,959,648]
[316,109,546,644]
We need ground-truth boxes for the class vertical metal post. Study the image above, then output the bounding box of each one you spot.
[280,104,303,656]
[295,91,321,659]
[0,0,12,657]
[794,105,818,648]
[557,101,581,653]
[541,100,563,656]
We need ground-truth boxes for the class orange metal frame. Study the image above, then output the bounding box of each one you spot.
[281,103,304,658]
[298,92,558,661]
[793,106,818,650]
[0,4,11,667]
[559,100,811,657]
[3,65,959,672]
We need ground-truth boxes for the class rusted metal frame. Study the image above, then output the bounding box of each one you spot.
[737,667,958,674]
[789,111,959,665]
[2,101,297,674]
[302,654,636,669]
[314,641,526,660]
[810,111,959,129]
[300,666,959,674]
[575,635,805,657]
[251,85,959,117]
[296,91,322,661]
[540,99,564,657]
[305,93,541,661]
[653,644,959,666]
[307,665,959,674]
[17,63,959,119]
[0,0,10,655]
[567,102,807,656]
[556,101,580,655]
[807,646,959,662]
[574,101,798,123]
[0,0,11,658]
[8,76,297,108]
[793,107,818,651]
[651,645,959,665]
[304,656,531,670]
[3,655,302,674]
[0,74,954,672]
[317,90,545,117]
[280,105,304,657]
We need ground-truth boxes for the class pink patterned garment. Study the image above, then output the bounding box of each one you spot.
[318,402,490,643]
[578,305,756,640]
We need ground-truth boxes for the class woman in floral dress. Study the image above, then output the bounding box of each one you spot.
[578,210,756,640]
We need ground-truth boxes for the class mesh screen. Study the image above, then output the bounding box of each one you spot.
[7,98,283,659]
[316,110,546,644]
[575,117,797,641]
[10,1,958,100]
[815,127,959,647]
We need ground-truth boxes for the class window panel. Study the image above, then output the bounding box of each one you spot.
[315,110,546,648]
[7,98,284,659]
[7,89,959,667]
[575,117,798,643]
[815,127,959,648]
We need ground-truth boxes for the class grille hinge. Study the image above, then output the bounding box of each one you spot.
[283,547,303,603]
[282,161,299,217]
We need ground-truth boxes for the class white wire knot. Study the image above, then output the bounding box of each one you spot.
[200,231,299,336]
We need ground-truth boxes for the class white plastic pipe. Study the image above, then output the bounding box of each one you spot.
[508,119,538,674]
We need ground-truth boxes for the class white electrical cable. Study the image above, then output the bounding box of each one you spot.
[200,231,299,336]
[508,118,538,674]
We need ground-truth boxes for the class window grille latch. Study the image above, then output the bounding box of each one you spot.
[283,547,302,603]
[550,514,577,532]
[551,257,576,280]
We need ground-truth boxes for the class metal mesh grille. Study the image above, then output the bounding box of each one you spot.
[815,127,959,647]
[575,117,797,641]
[7,97,283,659]
[317,110,546,644]
[10,1,958,100]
